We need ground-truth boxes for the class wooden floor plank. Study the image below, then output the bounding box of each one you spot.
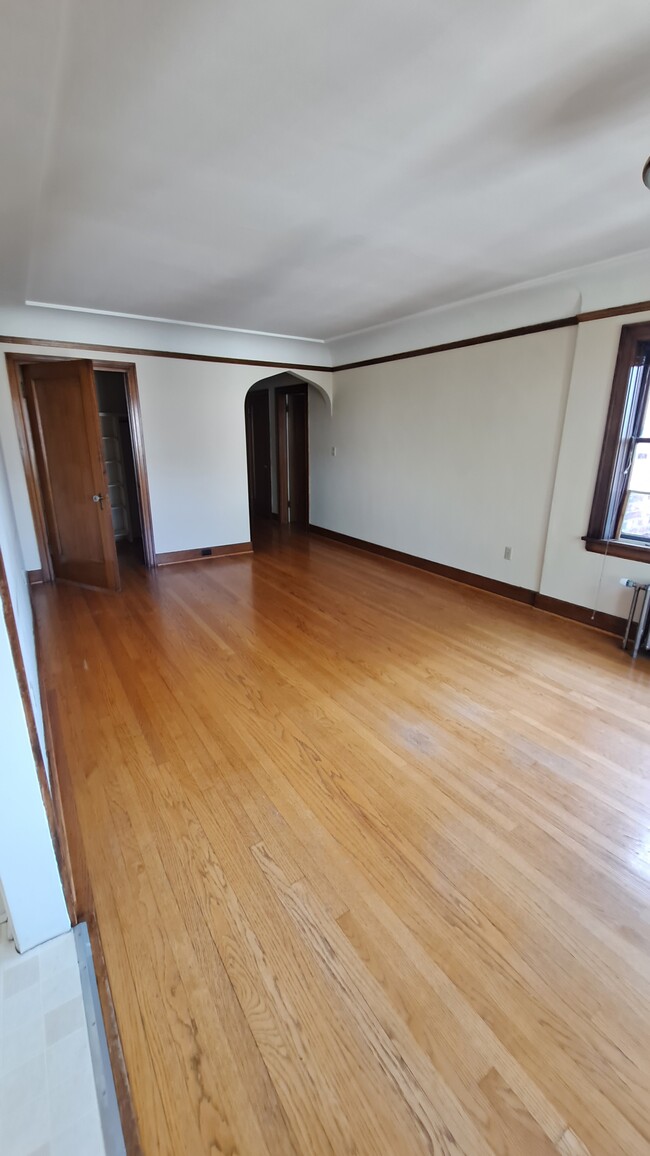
[32,526,650,1156]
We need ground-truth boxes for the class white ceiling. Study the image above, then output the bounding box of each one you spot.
[2,0,650,343]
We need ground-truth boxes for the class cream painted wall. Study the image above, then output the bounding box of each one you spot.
[0,342,333,568]
[0,603,69,952]
[135,357,251,554]
[311,327,577,592]
[541,309,650,618]
[314,307,650,619]
[3,306,650,624]
[0,440,69,952]
[0,440,46,764]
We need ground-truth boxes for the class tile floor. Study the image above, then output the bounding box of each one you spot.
[0,921,106,1156]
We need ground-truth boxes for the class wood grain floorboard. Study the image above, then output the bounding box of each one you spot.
[32,526,650,1156]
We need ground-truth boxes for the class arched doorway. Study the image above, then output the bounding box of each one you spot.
[244,372,311,538]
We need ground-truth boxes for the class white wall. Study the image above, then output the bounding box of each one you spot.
[329,247,650,366]
[313,306,650,619]
[0,303,331,368]
[0,606,69,951]
[136,357,251,553]
[3,300,650,623]
[0,440,69,952]
[0,341,333,567]
[311,326,577,593]
[541,310,650,618]
[0,445,47,764]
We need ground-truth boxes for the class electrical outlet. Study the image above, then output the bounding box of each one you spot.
[504,546,512,561]
[331,446,337,456]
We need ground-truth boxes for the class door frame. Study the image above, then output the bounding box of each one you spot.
[244,387,272,521]
[6,355,156,577]
[275,382,309,526]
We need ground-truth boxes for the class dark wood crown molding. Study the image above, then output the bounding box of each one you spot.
[333,299,650,372]
[331,316,580,372]
[576,300,650,324]
[0,334,329,374]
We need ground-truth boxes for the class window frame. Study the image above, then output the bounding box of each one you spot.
[586,322,650,562]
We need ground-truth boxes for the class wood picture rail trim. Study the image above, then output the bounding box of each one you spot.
[331,316,579,371]
[333,299,650,371]
[309,524,628,637]
[2,295,650,374]
[0,333,329,373]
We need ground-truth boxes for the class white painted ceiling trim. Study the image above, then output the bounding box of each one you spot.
[4,248,650,372]
[0,304,333,368]
[24,301,326,345]
[329,247,650,364]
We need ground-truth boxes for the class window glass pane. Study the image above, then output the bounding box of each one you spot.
[629,443,650,492]
[641,384,650,436]
[624,441,647,492]
[620,491,650,540]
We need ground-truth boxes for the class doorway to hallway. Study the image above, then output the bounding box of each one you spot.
[244,373,310,542]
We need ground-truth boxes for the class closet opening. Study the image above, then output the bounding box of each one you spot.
[94,369,145,572]
[6,354,156,591]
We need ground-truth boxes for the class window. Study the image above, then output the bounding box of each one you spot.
[587,323,650,560]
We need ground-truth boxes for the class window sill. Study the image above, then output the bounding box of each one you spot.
[584,537,650,563]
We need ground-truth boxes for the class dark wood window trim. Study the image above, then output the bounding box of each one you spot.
[584,536,650,562]
[585,322,650,562]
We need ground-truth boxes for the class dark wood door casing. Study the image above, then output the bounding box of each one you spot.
[22,359,120,591]
[6,354,156,581]
[287,390,308,528]
[276,383,309,526]
[246,390,272,518]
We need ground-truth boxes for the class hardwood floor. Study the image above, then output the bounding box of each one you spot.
[33,528,650,1156]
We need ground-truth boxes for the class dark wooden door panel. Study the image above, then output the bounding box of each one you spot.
[23,360,120,591]
[288,390,308,527]
[247,390,272,517]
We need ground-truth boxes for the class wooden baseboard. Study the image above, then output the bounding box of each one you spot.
[308,524,536,605]
[309,524,627,636]
[87,917,143,1155]
[155,542,253,566]
[27,568,44,585]
[534,594,626,637]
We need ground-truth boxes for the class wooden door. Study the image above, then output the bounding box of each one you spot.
[246,390,272,518]
[23,360,120,590]
[287,390,308,527]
